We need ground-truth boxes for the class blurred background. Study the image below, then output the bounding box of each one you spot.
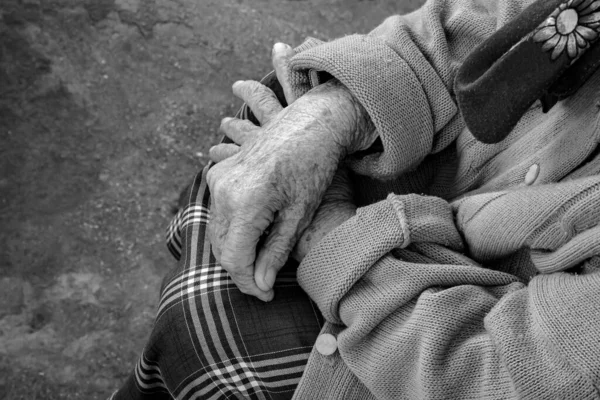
[0,0,422,398]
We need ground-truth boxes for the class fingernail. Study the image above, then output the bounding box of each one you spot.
[256,274,270,292]
[263,268,277,290]
[263,290,275,302]
[273,42,287,54]
[232,80,244,90]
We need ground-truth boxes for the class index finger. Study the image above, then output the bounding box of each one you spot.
[232,80,283,125]
[220,217,274,302]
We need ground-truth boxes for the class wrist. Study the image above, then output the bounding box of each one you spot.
[292,205,356,262]
[298,79,377,155]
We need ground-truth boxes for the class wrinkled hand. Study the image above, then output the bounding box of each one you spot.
[211,114,356,265]
[212,118,356,264]
[210,44,356,264]
[207,44,359,301]
[208,43,297,162]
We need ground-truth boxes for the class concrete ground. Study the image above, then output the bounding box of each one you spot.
[0,0,422,398]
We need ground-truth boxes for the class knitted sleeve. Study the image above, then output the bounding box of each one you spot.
[456,175,600,273]
[288,0,530,180]
[296,191,600,399]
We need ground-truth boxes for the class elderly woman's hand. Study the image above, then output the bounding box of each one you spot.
[207,45,375,302]
[210,94,357,264]
[207,80,350,301]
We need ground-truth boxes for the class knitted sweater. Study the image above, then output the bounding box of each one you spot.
[286,0,600,398]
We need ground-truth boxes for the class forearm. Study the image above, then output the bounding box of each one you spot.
[299,79,377,156]
[287,0,535,180]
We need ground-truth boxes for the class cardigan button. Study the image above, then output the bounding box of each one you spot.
[316,333,338,356]
[524,164,540,185]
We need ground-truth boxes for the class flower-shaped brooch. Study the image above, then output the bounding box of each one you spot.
[533,0,600,60]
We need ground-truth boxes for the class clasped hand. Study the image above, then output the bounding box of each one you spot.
[206,44,358,302]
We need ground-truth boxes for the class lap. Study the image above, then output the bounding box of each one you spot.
[113,167,323,400]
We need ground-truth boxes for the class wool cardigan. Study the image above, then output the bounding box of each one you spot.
[284,0,600,398]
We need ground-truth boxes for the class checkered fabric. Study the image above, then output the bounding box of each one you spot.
[112,165,324,400]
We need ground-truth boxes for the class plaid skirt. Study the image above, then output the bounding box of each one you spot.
[112,71,326,400]
[113,160,324,400]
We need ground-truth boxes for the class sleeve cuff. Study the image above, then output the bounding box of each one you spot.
[290,34,456,179]
[297,198,408,323]
[298,193,462,323]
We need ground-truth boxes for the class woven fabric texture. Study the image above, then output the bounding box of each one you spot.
[112,169,324,400]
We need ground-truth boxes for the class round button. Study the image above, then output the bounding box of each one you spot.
[315,333,337,356]
[524,164,540,186]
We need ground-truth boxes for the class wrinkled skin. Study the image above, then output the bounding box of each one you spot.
[290,167,356,262]
[207,43,373,302]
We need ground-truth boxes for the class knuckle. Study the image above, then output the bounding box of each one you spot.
[268,249,289,266]
[266,242,294,261]
[216,148,228,159]
[206,168,216,187]
[229,119,244,134]
[234,119,252,131]
[223,144,239,155]
[220,250,245,270]
[226,236,251,254]
[207,171,226,196]
[223,118,246,135]
[206,166,231,197]
[224,187,243,206]
[257,95,274,109]
[247,80,262,93]
[250,83,271,100]
[264,234,297,257]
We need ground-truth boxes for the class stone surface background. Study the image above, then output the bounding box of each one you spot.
[0,0,422,398]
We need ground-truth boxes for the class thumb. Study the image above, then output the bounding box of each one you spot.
[272,42,297,105]
[221,215,274,302]
[254,210,305,291]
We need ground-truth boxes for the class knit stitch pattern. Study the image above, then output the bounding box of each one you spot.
[288,0,600,398]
